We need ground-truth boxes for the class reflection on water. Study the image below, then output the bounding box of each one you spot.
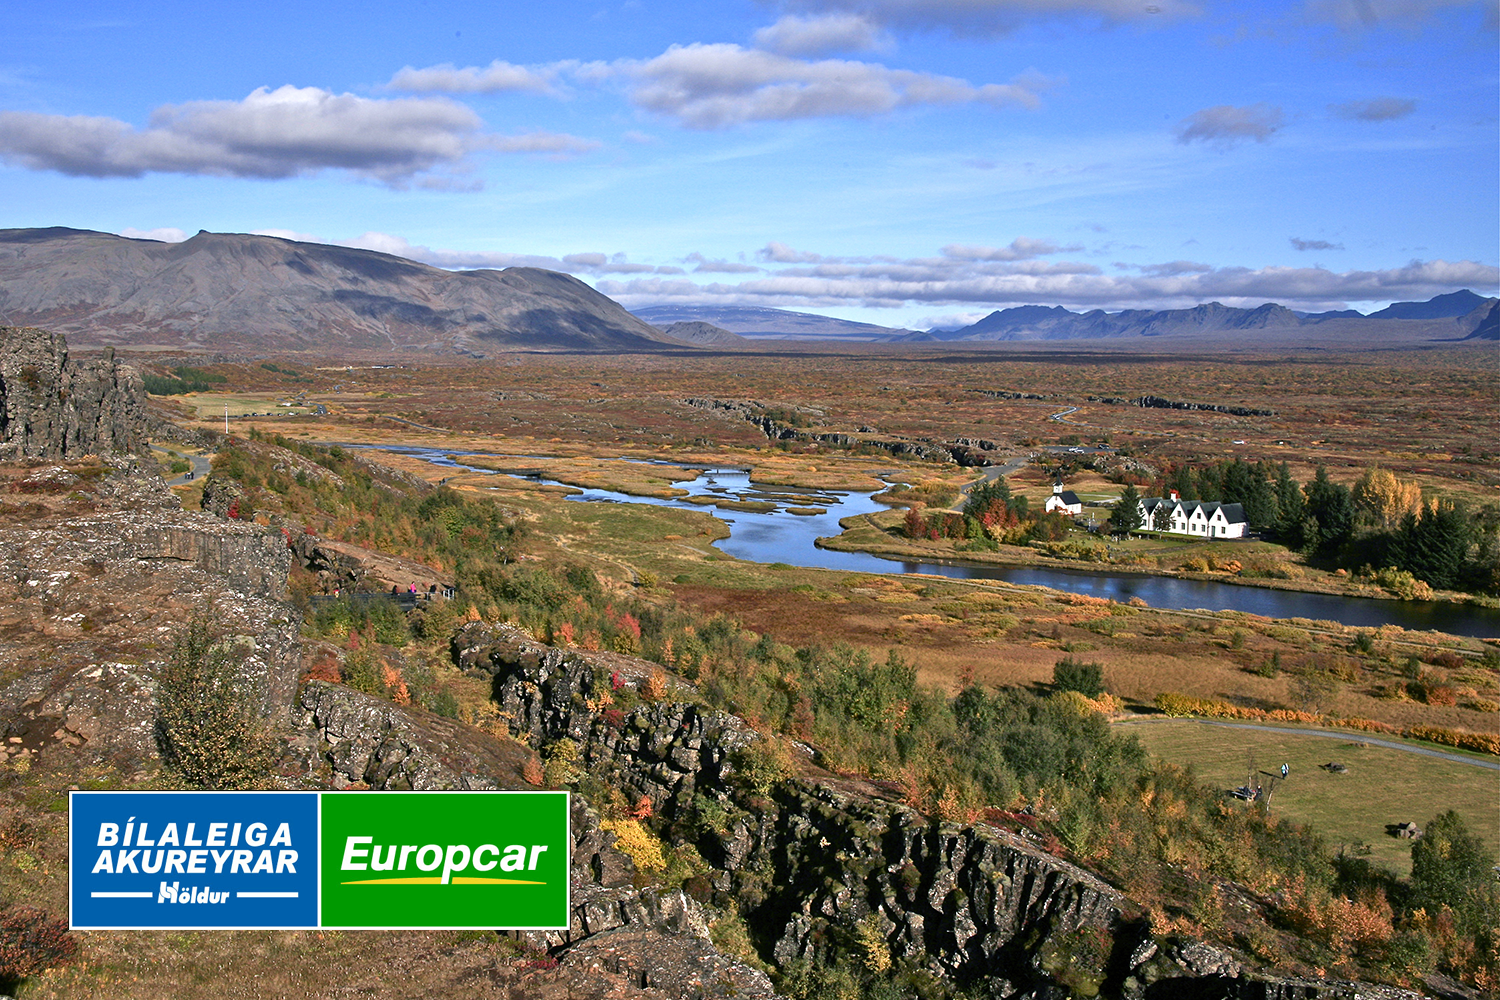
[359,446,1500,638]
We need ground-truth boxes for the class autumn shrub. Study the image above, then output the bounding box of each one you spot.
[599,817,667,873]
[0,905,78,991]
[731,735,796,794]
[542,737,579,787]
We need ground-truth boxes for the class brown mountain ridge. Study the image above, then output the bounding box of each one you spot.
[0,227,687,354]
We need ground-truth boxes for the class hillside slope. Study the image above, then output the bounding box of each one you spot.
[0,228,685,353]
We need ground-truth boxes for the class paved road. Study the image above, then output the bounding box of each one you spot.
[1117,716,1499,770]
[153,447,212,486]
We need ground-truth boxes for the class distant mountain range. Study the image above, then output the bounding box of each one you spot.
[631,305,918,341]
[0,227,1492,352]
[0,227,683,353]
[919,292,1495,343]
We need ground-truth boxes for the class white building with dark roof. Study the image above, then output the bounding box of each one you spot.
[1138,491,1248,538]
[1045,477,1083,516]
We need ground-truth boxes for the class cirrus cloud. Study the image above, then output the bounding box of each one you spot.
[773,0,1203,36]
[1291,237,1345,251]
[1302,0,1497,31]
[942,238,1084,261]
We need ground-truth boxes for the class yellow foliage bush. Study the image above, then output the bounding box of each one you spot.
[600,818,666,873]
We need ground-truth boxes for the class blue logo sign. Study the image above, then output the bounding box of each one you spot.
[70,791,318,929]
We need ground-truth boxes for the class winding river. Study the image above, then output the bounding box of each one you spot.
[367,446,1500,639]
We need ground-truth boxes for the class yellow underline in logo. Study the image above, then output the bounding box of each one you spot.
[339,877,547,886]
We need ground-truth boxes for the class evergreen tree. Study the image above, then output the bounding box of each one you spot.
[1169,465,1197,502]
[1273,462,1303,545]
[1410,810,1498,933]
[1301,466,1355,557]
[1391,501,1473,591]
[1194,465,1222,503]
[1220,458,1276,530]
[1109,483,1143,534]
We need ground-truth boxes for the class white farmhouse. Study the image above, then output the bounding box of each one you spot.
[1138,491,1248,538]
[1045,478,1083,516]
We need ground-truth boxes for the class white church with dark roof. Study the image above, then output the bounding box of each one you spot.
[1045,477,1083,516]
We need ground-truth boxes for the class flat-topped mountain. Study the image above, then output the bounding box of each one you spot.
[632,304,919,341]
[0,228,686,353]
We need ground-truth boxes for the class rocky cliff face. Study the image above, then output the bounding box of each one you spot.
[0,325,146,460]
[450,621,1422,1000]
[298,678,782,998]
[453,622,1137,995]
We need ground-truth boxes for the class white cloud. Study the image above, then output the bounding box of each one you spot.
[394,46,1050,130]
[1175,103,1284,148]
[753,13,890,54]
[597,247,1498,312]
[1329,96,1416,121]
[0,85,596,185]
[774,0,1202,36]
[328,232,679,276]
[117,226,189,243]
[1136,260,1213,276]
[687,252,763,273]
[487,132,601,155]
[617,43,1048,128]
[386,59,564,95]
[251,228,322,242]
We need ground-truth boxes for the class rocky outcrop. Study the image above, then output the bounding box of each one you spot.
[681,396,994,465]
[455,621,1423,1000]
[297,676,782,998]
[300,679,530,790]
[1131,396,1275,418]
[0,326,146,459]
[456,622,1137,995]
[0,460,303,783]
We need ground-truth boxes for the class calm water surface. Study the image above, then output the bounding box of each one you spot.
[367,447,1500,638]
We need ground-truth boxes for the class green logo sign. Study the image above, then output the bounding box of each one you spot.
[319,791,569,929]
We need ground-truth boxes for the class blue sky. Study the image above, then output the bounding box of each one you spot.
[3,1,1496,329]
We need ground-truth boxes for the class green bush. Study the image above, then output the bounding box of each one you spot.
[1053,658,1105,697]
[154,610,277,789]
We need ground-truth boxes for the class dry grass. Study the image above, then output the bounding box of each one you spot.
[1118,718,1500,876]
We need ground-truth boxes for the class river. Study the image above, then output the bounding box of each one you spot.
[364,446,1500,639]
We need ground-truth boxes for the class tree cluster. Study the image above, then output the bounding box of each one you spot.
[1146,459,1497,594]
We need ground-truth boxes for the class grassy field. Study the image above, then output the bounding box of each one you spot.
[1118,718,1500,876]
